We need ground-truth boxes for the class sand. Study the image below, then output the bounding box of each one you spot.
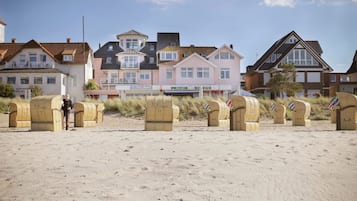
[0,113,356,201]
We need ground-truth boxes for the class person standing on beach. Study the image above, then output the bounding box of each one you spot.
[62,94,73,130]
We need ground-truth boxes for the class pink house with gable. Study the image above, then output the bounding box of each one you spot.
[158,44,243,96]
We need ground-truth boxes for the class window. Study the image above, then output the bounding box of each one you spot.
[107,45,113,51]
[29,53,37,62]
[34,77,43,84]
[40,54,46,62]
[330,74,336,82]
[124,72,136,83]
[126,39,138,49]
[284,49,318,66]
[140,72,151,80]
[110,73,118,83]
[166,69,173,80]
[7,77,16,84]
[307,72,320,83]
[122,56,138,68]
[215,52,235,60]
[220,68,230,79]
[149,57,155,64]
[263,73,270,85]
[197,67,209,78]
[63,55,73,61]
[160,51,177,61]
[296,72,305,82]
[181,67,193,78]
[19,55,26,64]
[20,77,29,84]
[47,77,56,84]
[106,57,112,64]
[150,44,155,51]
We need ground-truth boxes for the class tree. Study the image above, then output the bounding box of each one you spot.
[30,85,43,97]
[0,84,14,97]
[266,64,303,99]
[84,79,100,90]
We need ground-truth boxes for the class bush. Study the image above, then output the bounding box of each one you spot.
[0,84,14,98]
[80,96,332,121]
[30,85,43,97]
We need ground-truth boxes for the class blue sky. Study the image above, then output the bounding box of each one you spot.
[0,0,356,72]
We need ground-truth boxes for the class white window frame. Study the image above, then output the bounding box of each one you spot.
[181,67,193,78]
[107,45,113,51]
[197,67,209,78]
[160,51,177,61]
[106,57,112,64]
[140,72,151,80]
[220,68,230,80]
[330,74,336,82]
[149,57,155,64]
[296,72,305,83]
[19,54,26,64]
[63,55,73,61]
[122,56,139,68]
[110,73,118,83]
[126,39,138,49]
[124,72,136,83]
[307,72,320,83]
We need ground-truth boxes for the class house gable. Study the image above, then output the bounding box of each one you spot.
[207,44,243,60]
[252,31,332,72]
[173,52,217,69]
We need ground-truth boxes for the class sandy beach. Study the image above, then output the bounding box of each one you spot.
[0,113,356,201]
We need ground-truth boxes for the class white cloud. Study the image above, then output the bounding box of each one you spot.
[262,0,296,7]
[262,0,356,7]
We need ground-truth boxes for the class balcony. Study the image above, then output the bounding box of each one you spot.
[5,62,55,69]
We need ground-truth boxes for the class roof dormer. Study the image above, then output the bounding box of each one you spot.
[116,30,148,51]
[62,48,76,62]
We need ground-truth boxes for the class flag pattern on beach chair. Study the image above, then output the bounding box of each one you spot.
[271,103,276,111]
[327,96,339,110]
[203,103,211,111]
[288,101,295,111]
[226,99,232,108]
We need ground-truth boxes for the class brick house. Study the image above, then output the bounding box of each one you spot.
[245,31,333,98]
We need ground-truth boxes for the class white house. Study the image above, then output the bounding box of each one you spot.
[0,38,93,102]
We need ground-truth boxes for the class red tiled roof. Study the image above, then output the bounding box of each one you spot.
[0,18,6,25]
[0,68,66,74]
[0,39,92,65]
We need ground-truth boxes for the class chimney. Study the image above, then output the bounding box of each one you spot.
[66,38,71,43]
[11,38,16,43]
[230,44,233,49]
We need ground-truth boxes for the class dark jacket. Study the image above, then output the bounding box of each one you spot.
[62,99,73,114]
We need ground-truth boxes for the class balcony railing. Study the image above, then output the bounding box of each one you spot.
[6,62,55,69]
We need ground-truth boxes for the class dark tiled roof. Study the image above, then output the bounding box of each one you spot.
[0,39,92,65]
[306,41,322,55]
[94,41,159,70]
[346,50,357,74]
[157,33,180,51]
[0,68,66,74]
